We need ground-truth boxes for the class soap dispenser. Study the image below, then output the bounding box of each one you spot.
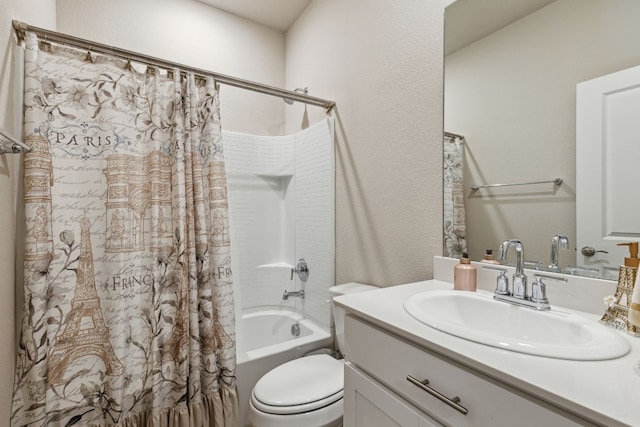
[454,253,477,291]
[600,241,640,334]
[481,249,501,264]
[618,242,639,268]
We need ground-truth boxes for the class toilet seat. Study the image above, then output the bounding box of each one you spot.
[251,354,344,415]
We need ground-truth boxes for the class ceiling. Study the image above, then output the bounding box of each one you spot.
[194,0,557,50]
[445,0,557,55]
[196,0,312,31]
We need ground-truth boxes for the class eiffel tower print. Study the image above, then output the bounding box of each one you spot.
[200,308,235,357]
[48,217,124,385]
[162,284,189,364]
[601,265,639,334]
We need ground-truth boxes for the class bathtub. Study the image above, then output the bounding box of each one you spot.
[236,310,332,427]
[236,309,331,364]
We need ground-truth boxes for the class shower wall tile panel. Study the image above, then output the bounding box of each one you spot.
[223,132,294,176]
[295,119,335,328]
[223,132,295,310]
[223,119,334,326]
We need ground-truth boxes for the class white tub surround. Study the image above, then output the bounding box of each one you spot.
[334,265,639,426]
[236,310,331,365]
[224,118,335,327]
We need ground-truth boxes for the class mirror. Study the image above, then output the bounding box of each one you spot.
[444,0,640,279]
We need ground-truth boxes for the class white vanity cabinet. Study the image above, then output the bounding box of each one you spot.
[343,315,598,427]
[344,362,442,427]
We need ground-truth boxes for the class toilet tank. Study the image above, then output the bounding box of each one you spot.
[329,282,377,355]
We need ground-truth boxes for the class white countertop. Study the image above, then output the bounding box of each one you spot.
[334,280,640,427]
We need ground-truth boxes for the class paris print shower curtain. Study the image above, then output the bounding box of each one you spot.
[11,32,238,426]
[443,134,467,258]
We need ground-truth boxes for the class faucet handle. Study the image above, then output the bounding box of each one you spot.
[482,266,509,295]
[530,276,547,304]
[291,258,309,282]
[524,260,542,270]
[482,265,507,272]
[531,273,568,304]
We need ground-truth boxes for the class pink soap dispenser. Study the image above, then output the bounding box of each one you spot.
[454,253,477,291]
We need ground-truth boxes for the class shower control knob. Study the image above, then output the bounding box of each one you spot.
[290,258,309,282]
[581,246,609,257]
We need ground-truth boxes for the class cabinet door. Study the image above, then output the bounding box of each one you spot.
[344,362,441,427]
[345,315,598,427]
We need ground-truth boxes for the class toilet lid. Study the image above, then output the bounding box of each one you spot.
[252,354,344,415]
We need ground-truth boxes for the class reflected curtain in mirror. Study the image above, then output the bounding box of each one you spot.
[12,32,238,426]
[443,134,467,258]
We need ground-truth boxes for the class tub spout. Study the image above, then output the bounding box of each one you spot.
[282,289,305,300]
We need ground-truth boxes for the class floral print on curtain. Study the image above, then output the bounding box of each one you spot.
[11,33,238,427]
[443,135,467,258]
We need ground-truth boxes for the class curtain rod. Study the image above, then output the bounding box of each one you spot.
[0,126,32,154]
[12,20,336,112]
[444,131,465,140]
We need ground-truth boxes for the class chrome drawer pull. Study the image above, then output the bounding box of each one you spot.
[406,375,469,415]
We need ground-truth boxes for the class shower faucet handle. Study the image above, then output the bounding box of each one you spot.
[290,258,309,282]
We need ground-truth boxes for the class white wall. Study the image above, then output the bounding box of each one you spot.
[0,1,56,422]
[285,0,448,287]
[445,0,640,264]
[56,0,287,136]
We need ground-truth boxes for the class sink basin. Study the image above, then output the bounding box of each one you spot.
[404,290,630,360]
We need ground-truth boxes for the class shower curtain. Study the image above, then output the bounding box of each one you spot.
[11,33,238,427]
[443,135,467,258]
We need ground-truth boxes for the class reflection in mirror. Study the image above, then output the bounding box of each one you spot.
[444,0,640,280]
[443,132,467,259]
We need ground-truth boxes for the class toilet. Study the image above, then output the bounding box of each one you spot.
[248,282,377,427]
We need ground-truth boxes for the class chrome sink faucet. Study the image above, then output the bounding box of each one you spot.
[548,235,569,272]
[486,239,567,311]
[497,239,527,299]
